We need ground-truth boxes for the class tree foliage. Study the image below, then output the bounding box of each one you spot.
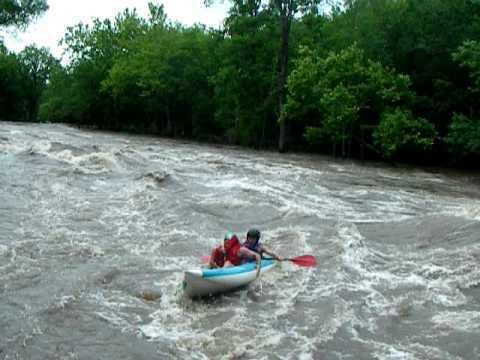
[284,44,416,157]
[18,45,58,121]
[0,44,55,121]
[210,1,278,146]
[373,109,437,159]
[1,0,480,166]
[445,40,480,161]
[453,40,480,93]
[0,0,48,28]
[0,49,24,120]
[445,113,480,159]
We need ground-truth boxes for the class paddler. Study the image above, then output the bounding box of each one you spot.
[209,231,261,278]
[243,228,283,261]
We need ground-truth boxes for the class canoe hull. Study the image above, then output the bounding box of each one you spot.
[184,260,275,298]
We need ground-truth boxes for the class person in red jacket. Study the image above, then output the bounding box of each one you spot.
[209,245,225,269]
[209,232,261,277]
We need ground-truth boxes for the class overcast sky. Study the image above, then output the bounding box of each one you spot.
[1,0,228,58]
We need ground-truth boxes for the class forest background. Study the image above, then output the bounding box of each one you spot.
[1,0,480,166]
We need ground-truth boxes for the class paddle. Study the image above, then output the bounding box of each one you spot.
[200,254,316,268]
[264,255,317,267]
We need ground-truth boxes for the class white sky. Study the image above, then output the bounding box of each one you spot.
[1,0,228,59]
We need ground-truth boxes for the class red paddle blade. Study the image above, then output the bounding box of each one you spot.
[200,255,210,263]
[288,255,317,267]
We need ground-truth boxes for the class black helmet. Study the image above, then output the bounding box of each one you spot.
[246,228,261,240]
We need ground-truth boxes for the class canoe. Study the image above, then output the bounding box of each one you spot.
[183,259,275,298]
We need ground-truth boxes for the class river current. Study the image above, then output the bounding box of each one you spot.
[1,122,479,359]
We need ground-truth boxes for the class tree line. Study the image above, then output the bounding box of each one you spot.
[1,0,480,165]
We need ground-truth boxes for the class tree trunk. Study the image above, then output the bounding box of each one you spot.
[166,105,172,136]
[277,3,291,153]
[235,99,240,144]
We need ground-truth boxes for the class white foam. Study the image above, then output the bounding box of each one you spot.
[138,249,320,360]
[449,203,480,221]
[262,227,312,251]
[407,342,458,360]
[17,138,123,174]
[432,311,480,332]
[95,310,131,329]
[125,138,480,224]
[0,244,8,255]
[198,196,252,208]
[63,151,120,174]
[29,140,52,154]
[139,273,212,343]
[329,164,349,172]
[51,295,76,310]
[337,224,457,317]
[372,346,416,360]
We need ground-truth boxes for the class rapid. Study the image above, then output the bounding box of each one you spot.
[1,122,479,359]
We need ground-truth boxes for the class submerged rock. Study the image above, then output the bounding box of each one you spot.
[137,290,162,302]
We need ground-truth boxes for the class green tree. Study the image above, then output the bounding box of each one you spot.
[38,66,72,122]
[445,113,480,159]
[325,0,480,136]
[147,2,167,28]
[102,24,216,136]
[42,9,148,127]
[0,49,24,120]
[1,1,50,121]
[18,45,58,121]
[453,40,480,92]
[210,1,278,146]
[445,40,480,161]
[0,0,48,28]
[39,61,104,124]
[373,108,437,159]
[316,85,358,157]
[206,0,324,151]
[271,0,323,152]
[285,45,415,157]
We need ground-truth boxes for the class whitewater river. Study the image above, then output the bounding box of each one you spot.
[1,122,480,360]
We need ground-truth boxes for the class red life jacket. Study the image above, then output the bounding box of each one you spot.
[210,245,225,267]
[224,236,242,266]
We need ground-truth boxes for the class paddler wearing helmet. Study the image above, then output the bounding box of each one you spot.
[243,228,282,261]
[209,231,262,278]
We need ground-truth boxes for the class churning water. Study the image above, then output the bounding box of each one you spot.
[1,122,479,359]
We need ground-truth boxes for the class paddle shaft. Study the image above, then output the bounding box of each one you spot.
[262,255,317,267]
[202,254,316,267]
